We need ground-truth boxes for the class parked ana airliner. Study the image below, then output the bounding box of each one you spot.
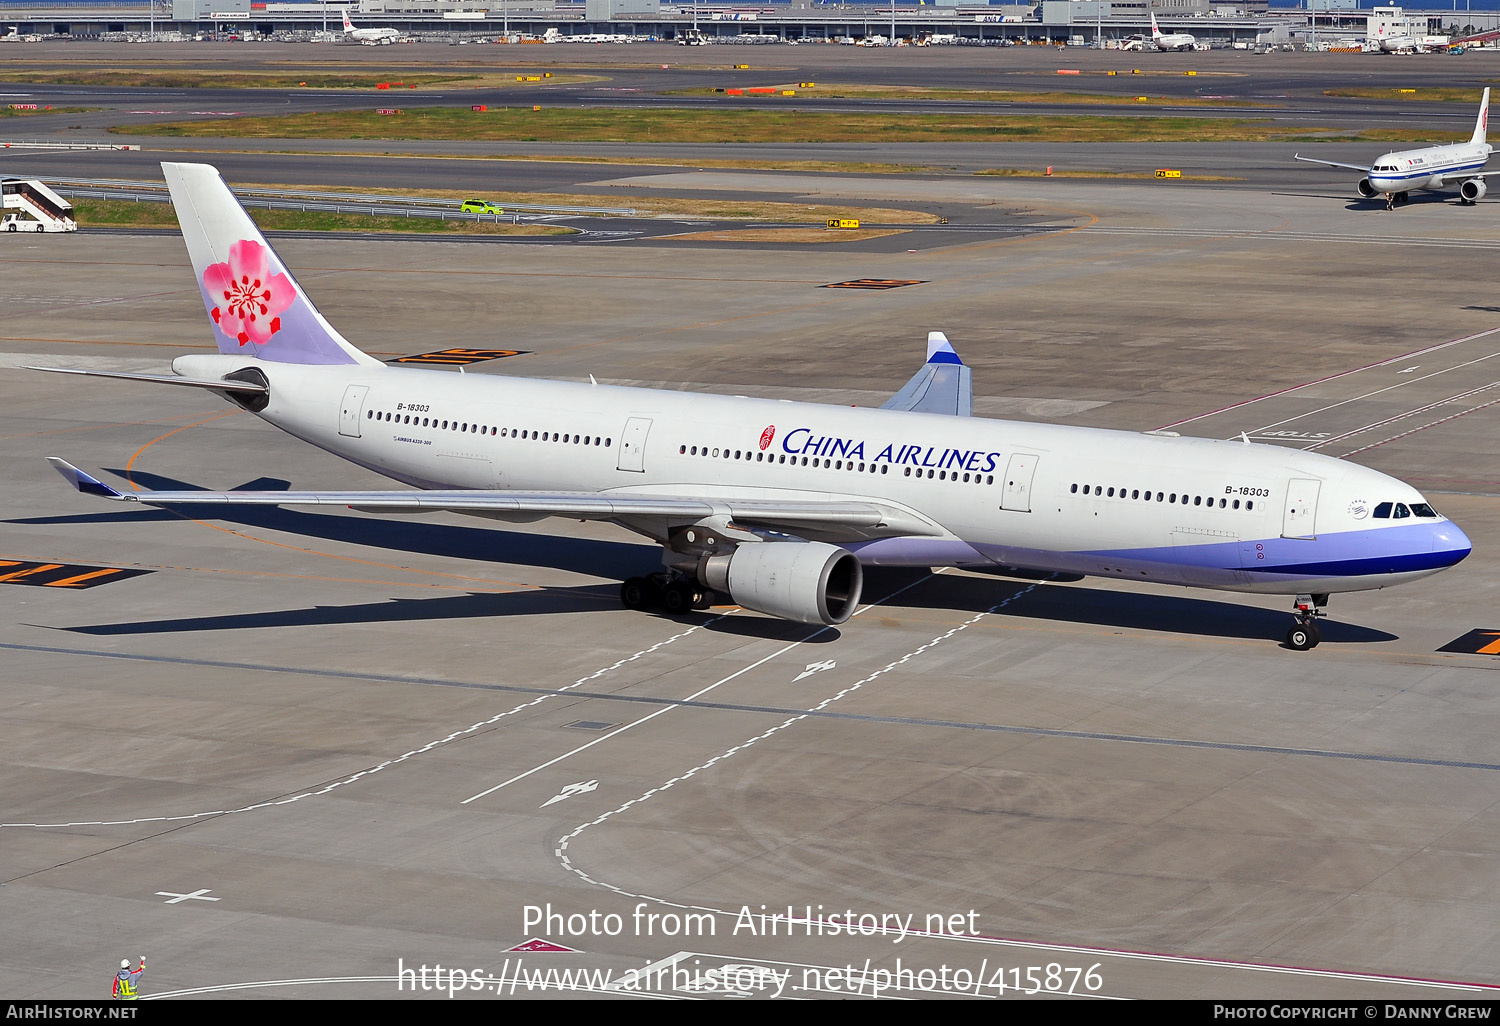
[342,9,400,44]
[1295,88,1492,208]
[36,164,1471,650]
[1150,13,1196,51]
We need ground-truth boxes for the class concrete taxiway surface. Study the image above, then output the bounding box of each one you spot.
[4,170,1500,1001]
[3,49,1500,1000]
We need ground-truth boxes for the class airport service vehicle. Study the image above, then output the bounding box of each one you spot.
[460,199,503,215]
[1,178,77,232]
[36,164,1472,650]
[341,9,399,44]
[1149,13,1195,51]
[1295,88,1492,208]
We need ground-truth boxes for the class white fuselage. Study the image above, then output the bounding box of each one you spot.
[174,353,1472,599]
[1367,140,1492,194]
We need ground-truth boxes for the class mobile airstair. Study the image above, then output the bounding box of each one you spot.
[2,177,78,232]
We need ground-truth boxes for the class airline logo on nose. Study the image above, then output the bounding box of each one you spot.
[759,425,776,451]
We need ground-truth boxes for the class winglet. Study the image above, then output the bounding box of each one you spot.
[881,332,972,416]
[45,458,129,500]
[926,331,963,365]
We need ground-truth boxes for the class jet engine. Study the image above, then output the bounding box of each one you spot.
[699,541,863,625]
[1461,178,1487,202]
[1357,179,1379,198]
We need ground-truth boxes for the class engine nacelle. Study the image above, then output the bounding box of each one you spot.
[699,541,863,625]
[1357,178,1380,199]
[1461,178,1488,202]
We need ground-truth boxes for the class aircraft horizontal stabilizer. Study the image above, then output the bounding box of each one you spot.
[880,331,973,417]
[44,459,942,541]
[28,366,269,393]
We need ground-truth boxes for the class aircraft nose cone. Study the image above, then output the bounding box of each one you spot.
[1432,521,1473,568]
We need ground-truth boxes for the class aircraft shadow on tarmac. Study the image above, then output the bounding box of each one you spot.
[19,473,1393,647]
[14,468,658,581]
[1277,191,1460,211]
[879,569,1398,646]
[50,590,834,643]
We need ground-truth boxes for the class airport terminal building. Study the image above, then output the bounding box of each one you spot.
[0,0,1492,45]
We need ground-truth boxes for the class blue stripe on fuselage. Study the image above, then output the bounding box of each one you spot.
[1085,521,1470,581]
[1370,161,1485,186]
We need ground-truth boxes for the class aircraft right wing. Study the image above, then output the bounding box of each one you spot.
[1293,154,1374,173]
[880,332,972,417]
[45,458,943,542]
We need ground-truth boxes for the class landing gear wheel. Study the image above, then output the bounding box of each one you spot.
[1287,624,1316,651]
[660,580,700,616]
[620,576,653,610]
[1306,621,1322,648]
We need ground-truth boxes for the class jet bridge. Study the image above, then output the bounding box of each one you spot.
[1,177,77,232]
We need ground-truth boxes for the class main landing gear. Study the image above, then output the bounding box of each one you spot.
[620,572,713,616]
[1286,593,1328,651]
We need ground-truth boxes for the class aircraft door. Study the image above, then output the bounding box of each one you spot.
[617,416,652,473]
[1000,453,1038,512]
[1282,478,1321,540]
[338,384,370,437]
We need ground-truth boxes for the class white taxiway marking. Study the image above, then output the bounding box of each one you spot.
[541,780,599,808]
[461,634,820,805]
[156,888,218,904]
[555,579,1039,908]
[1,619,721,830]
[791,659,836,682]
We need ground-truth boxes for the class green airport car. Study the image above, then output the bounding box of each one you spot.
[460,198,503,215]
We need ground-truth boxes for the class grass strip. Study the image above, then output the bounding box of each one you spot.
[236,185,941,224]
[70,198,572,235]
[1322,87,1492,102]
[120,107,1335,144]
[975,168,1243,181]
[1,105,98,117]
[673,86,1268,107]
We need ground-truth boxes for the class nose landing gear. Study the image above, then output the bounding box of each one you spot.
[1286,593,1328,650]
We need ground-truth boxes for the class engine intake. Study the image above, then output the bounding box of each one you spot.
[1357,178,1379,199]
[700,541,863,625]
[1461,178,1487,202]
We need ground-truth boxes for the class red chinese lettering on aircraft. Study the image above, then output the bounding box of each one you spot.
[759,425,776,451]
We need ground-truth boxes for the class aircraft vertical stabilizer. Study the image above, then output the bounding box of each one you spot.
[161,162,383,367]
[1472,87,1490,147]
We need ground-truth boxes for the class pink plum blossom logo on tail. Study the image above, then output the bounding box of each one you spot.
[203,239,296,347]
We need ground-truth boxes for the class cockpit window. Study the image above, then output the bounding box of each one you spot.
[1393,503,1411,519]
[1410,503,1439,518]
[1373,502,1393,518]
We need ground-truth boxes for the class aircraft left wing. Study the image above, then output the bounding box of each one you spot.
[1293,154,1374,173]
[880,332,972,417]
[45,459,942,541]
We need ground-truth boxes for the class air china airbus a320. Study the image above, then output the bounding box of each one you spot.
[1296,88,1493,209]
[37,163,1471,650]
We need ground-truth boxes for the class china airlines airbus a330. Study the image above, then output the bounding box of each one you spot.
[36,163,1471,650]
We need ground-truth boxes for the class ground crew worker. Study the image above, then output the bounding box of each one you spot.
[112,956,145,999]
